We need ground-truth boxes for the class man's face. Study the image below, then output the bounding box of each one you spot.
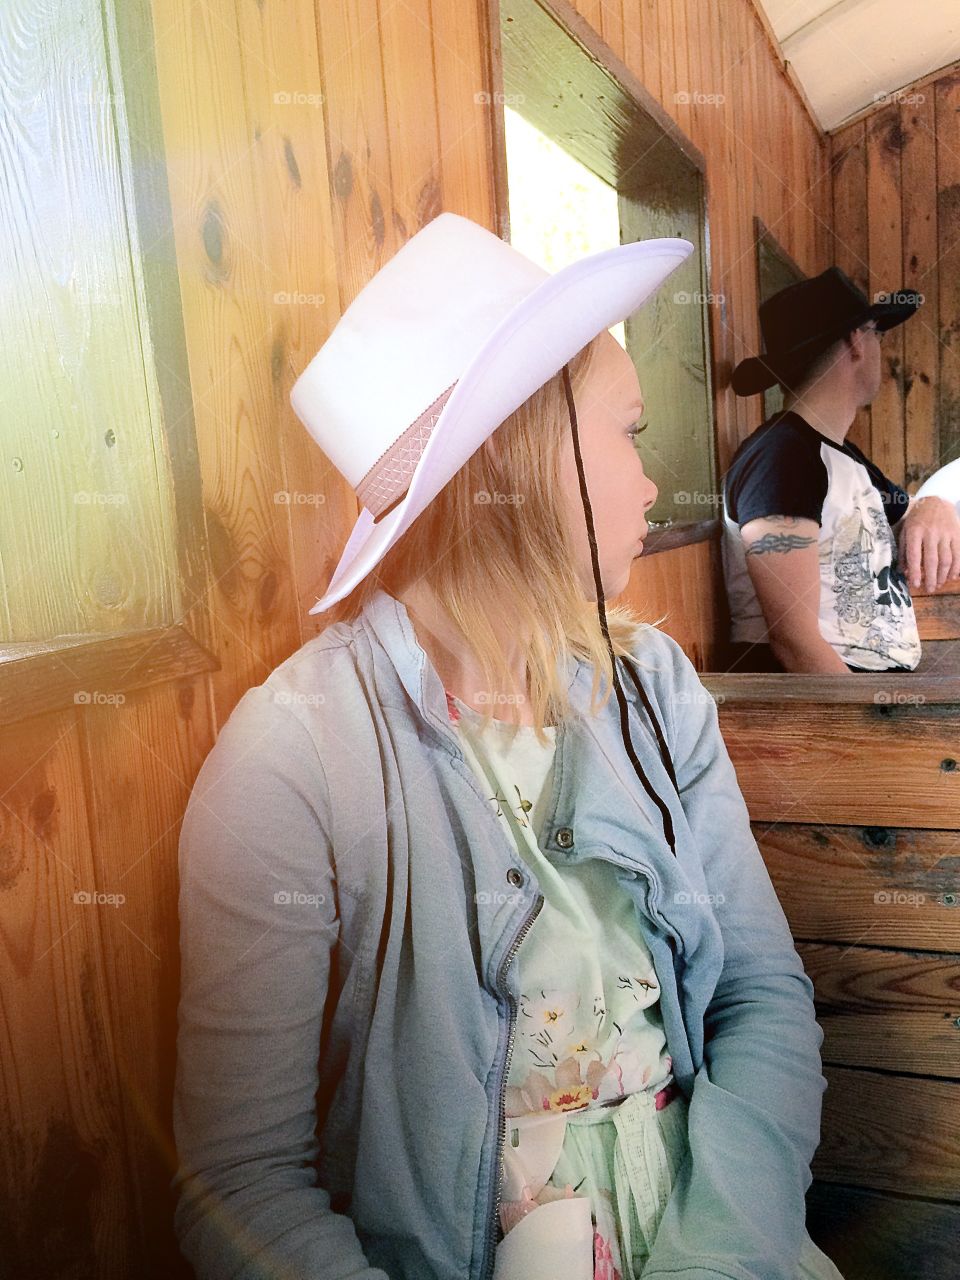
[558,331,659,602]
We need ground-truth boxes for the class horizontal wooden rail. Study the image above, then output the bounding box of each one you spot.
[798,942,960,1079]
[814,1067,960,1199]
[913,580,960,641]
[756,822,960,949]
[710,698,960,827]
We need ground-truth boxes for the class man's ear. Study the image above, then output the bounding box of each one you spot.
[847,325,870,361]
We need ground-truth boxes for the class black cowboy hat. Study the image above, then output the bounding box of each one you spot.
[731,266,922,397]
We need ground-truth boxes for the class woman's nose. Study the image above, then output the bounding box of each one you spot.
[643,476,658,510]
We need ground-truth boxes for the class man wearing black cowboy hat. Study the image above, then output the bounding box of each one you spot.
[721,266,960,673]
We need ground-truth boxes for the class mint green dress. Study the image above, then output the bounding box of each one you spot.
[445,690,845,1280]
[447,691,685,1278]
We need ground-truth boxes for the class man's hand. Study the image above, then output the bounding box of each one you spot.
[897,495,960,593]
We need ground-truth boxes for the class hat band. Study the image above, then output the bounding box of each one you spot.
[356,381,458,519]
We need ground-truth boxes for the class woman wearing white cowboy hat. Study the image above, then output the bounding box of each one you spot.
[171,213,846,1280]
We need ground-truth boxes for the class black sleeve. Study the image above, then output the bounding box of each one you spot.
[843,441,911,527]
[722,423,828,528]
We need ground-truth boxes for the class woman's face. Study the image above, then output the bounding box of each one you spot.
[558,331,658,601]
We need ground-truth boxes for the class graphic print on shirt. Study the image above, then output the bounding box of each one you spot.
[446,687,674,1125]
[505,979,671,1117]
[826,476,917,666]
[488,783,534,826]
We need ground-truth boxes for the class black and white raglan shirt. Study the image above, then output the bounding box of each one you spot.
[721,410,921,671]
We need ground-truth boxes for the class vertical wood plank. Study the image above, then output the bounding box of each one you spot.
[80,681,214,1277]
[638,0,662,104]
[936,71,960,472]
[377,0,443,237]
[573,0,602,36]
[682,0,704,154]
[431,0,497,225]
[900,90,940,491]
[831,121,872,457]
[235,0,360,629]
[656,0,678,124]
[726,1,758,449]
[866,105,906,483]
[316,0,399,300]
[702,0,737,479]
[670,0,691,137]
[0,713,142,1276]
[621,0,645,85]
[599,0,624,61]
[150,0,301,724]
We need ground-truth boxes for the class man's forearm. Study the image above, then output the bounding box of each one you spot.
[768,629,850,673]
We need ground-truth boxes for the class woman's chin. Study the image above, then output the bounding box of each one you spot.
[579,560,635,603]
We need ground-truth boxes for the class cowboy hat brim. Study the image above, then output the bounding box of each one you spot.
[731,289,922,396]
[309,236,695,615]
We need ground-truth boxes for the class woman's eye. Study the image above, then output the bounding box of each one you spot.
[628,422,647,441]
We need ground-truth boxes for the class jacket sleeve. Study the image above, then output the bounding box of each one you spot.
[171,683,392,1280]
[641,633,828,1280]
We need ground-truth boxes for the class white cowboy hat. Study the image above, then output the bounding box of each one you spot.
[290,211,694,615]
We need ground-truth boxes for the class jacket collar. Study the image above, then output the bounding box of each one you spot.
[358,587,643,735]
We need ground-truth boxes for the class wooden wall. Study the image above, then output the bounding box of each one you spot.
[830,59,960,490]
[3,1,831,1276]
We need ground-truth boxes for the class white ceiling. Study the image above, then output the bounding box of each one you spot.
[755,0,960,131]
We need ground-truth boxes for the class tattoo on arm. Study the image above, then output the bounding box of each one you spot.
[746,532,817,556]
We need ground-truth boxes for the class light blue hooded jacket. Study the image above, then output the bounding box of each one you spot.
[171,587,827,1280]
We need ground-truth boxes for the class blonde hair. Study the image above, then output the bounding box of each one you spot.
[322,332,660,746]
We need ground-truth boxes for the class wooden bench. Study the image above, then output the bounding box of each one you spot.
[701,592,960,1279]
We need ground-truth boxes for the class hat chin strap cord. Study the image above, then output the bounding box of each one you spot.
[561,364,678,859]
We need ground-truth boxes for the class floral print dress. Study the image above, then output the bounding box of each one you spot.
[446,692,678,1280]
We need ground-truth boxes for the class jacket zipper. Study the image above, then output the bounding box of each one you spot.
[481,892,544,1280]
